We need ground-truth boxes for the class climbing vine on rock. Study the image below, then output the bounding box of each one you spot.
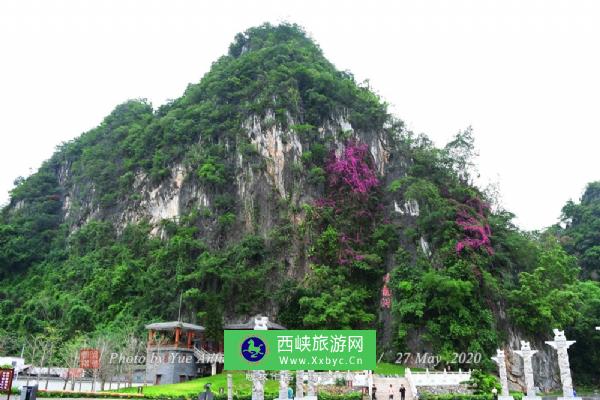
[326,142,379,196]
[314,141,383,267]
[298,140,392,328]
[456,197,493,255]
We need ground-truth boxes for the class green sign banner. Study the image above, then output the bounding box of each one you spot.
[224,330,376,370]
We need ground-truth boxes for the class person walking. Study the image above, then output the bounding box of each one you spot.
[372,384,377,400]
[198,383,213,400]
[399,384,406,400]
[389,384,394,400]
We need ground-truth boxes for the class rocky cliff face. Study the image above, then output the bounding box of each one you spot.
[52,107,401,261]
[505,329,560,392]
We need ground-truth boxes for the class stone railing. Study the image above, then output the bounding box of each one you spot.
[193,346,224,364]
[305,371,370,386]
[405,368,471,397]
[244,370,370,387]
[405,368,418,398]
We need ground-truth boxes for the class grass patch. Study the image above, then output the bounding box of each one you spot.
[113,371,278,398]
[36,390,144,398]
[373,362,427,376]
[374,362,408,376]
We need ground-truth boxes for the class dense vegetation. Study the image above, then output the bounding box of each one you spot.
[553,181,600,384]
[0,23,598,387]
[559,181,600,280]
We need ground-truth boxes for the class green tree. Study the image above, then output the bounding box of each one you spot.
[508,238,582,334]
[560,181,600,280]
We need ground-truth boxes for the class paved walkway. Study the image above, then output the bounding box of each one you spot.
[372,375,413,400]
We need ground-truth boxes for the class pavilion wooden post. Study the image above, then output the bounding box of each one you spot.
[175,327,181,347]
[148,330,154,346]
[187,331,194,349]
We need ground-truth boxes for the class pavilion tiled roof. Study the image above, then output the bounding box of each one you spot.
[145,321,205,332]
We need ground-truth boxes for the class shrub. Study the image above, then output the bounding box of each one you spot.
[34,391,146,399]
[197,157,227,186]
[464,370,501,394]
[418,394,523,400]
[317,392,362,400]
[308,167,326,185]
[387,179,403,193]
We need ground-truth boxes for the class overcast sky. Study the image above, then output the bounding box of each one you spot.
[1,0,598,230]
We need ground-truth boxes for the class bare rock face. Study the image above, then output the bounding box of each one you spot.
[244,111,303,199]
[60,162,211,237]
[122,165,187,229]
[505,328,561,393]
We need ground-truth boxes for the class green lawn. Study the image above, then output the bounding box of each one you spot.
[113,371,279,397]
[373,362,425,376]
[113,365,423,397]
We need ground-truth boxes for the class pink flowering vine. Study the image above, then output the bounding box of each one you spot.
[326,142,379,195]
[312,140,381,266]
[314,198,336,208]
[456,197,494,255]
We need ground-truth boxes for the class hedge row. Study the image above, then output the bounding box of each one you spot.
[28,390,362,400]
[28,391,144,399]
[418,393,523,400]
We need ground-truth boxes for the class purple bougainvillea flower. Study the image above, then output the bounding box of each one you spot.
[326,142,379,195]
[456,197,494,255]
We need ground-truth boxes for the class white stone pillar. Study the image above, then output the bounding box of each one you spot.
[514,341,541,400]
[345,371,354,388]
[252,317,269,400]
[367,370,373,400]
[251,371,266,400]
[227,374,233,400]
[305,370,317,400]
[491,349,514,400]
[211,362,217,376]
[277,370,290,400]
[545,329,581,400]
[295,370,304,400]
